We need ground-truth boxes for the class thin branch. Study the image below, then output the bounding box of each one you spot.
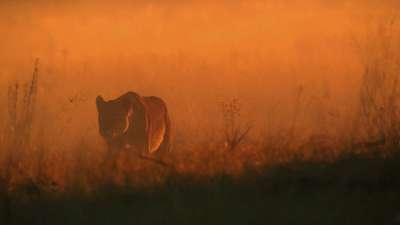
[133,152,172,169]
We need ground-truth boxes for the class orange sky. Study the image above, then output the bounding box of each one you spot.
[0,0,399,147]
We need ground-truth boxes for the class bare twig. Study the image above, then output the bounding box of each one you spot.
[221,98,252,151]
[134,153,171,168]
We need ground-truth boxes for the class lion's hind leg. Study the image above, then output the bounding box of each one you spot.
[157,113,171,155]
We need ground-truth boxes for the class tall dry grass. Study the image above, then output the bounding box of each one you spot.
[351,19,400,155]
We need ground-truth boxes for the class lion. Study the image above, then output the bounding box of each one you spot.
[96,91,170,155]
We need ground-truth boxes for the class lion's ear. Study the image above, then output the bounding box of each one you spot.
[96,96,105,110]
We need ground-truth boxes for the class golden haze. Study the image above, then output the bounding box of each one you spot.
[0,0,399,188]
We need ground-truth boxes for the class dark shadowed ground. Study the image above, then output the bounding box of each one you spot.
[2,151,400,225]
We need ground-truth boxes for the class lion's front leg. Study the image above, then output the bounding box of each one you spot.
[102,145,122,178]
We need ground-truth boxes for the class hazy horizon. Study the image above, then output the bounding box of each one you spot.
[0,0,399,151]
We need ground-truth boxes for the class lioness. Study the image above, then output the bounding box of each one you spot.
[96,92,170,154]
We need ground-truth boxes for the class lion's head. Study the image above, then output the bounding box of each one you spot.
[96,95,133,140]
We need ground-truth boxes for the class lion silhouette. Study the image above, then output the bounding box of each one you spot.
[96,92,170,154]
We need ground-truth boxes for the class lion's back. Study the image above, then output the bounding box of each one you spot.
[144,96,167,115]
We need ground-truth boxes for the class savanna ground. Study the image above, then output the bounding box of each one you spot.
[3,1,400,225]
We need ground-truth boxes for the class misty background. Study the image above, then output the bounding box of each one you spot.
[0,0,399,154]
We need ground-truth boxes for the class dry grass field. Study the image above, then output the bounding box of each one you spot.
[1,1,400,224]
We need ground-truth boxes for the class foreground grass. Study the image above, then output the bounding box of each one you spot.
[2,152,400,225]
